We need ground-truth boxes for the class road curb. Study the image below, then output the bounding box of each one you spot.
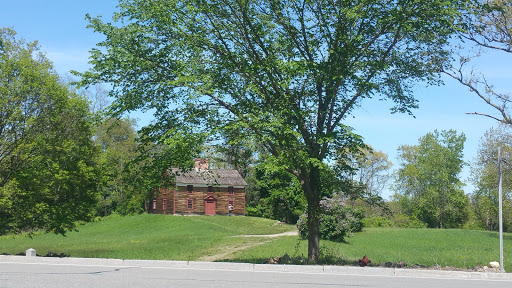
[1,255,511,281]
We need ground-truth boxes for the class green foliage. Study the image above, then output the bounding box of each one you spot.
[362,216,392,228]
[297,197,364,242]
[94,118,139,216]
[361,210,427,228]
[390,214,428,228]
[132,129,207,205]
[246,157,306,224]
[470,125,512,232]
[92,117,194,216]
[394,130,469,228]
[0,28,99,235]
[207,128,256,179]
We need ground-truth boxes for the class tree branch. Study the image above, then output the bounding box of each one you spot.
[443,68,512,125]
[465,111,504,122]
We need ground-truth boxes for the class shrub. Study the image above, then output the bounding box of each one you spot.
[362,216,392,228]
[245,205,264,217]
[297,197,364,242]
[391,214,426,228]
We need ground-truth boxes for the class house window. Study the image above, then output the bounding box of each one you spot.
[187,198,193,209]
[228,186,234,195]
[187,185,193,194]
[152,199,157,210]
[208,186,213,193]
[163,199,168,210]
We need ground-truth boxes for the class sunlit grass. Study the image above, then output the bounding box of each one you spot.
[0,214,295,260]
[234,228,512,271]
[2,215,510,272]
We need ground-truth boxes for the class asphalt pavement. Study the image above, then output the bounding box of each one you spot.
[1,255,512,287]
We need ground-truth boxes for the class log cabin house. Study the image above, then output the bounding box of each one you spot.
[149,159,247,216]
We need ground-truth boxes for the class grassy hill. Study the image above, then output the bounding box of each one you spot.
[0,214,510,271]
[0,214,296,260]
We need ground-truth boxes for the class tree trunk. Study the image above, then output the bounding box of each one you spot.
[299,165,321,263]
[439,206,443,229]
[307,197,320,263]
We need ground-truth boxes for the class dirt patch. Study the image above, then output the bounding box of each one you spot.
[198,231,298,262]
[198,239,274,262]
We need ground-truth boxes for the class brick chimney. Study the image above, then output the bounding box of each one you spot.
[194,158,209,170]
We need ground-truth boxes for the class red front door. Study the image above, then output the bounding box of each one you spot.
[205,199,216,215]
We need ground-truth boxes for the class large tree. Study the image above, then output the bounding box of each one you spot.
[0,28,99,235]
[394,130,469,228]
[470,125,512,231]
[78,0,470,261]
[94,117,139,216]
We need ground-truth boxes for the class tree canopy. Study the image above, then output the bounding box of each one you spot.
[94,117,139,216]
[470,125,512,231]
[394,130,468,228]
[0,28,99,235]
[78,0,472,261]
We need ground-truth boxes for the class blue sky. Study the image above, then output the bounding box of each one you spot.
[1,1,510,199]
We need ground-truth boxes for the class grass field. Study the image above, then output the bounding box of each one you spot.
[0,214,510,271]
[234,228,512,271]
[0,214,295,260]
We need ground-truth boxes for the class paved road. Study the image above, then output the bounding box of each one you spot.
[1,256,512,288]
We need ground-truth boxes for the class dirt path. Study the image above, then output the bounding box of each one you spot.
[197,230,298,262]
[197,239,274,262]
[238,231,298,237]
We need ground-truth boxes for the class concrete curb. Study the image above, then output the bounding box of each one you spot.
[1,255,511,281]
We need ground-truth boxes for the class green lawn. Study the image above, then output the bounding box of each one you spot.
[1,215,510,272]
[234,228,512,271]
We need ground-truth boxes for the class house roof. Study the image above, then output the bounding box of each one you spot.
[169,168,247,186]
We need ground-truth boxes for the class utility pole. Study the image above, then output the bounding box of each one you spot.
[498,147,504,273]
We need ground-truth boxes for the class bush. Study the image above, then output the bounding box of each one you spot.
[362,216,392,228]
[245,206,260,217]
[391,214,426,228]
[297,197,364,242]
[357,214,427,229]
